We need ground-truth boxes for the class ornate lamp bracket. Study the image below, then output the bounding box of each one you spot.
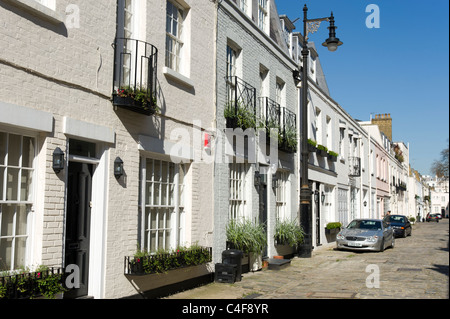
[305,17,329,40]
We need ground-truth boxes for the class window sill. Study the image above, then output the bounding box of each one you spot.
[4,0,65,24]
[163,67,194,89]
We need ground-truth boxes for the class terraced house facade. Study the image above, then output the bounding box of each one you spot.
[1,0,416,299]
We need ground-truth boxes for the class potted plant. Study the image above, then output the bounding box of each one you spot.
[274,219,305,247]
[224,101,256,130]
[113,86,158,116]
[325,222,342,237]
[226,219,267,272]
[281,128,298,153]
[328,150,338,162]
[307,138,317,152]
[317,144,328,157]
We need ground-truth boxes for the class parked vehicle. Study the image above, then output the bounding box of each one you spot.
[426,214,440,222]
[336,219,395,252]
[383,215,412,238]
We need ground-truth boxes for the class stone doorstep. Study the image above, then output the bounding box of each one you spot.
[267,258,291,270]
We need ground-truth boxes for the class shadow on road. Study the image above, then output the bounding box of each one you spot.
[428,264,449,277]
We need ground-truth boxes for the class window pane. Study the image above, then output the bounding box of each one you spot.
[154,161,161,182]
[145,182,153,205]
[150,209,157,229]
[0,132,6,165]
[0,167,4,200]
[6,168,19,201]
[22,137,35,168]
[158,210,165,229]
[16,206,28,236]
[14,237,27,269]
[0,238,12,271]
[161,161,168,183]
[8,134,21,167]
[158,232,164,250]
[20,170,33,202]
[1,205,14,237]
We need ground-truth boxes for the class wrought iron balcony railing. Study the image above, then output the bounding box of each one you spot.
[348,156,361,177]
[259,96,281,133]
[279,107,297,153]
[224,76,257,130]
[112,38,158,116]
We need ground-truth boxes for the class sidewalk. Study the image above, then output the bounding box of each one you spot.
[164,242,337,300]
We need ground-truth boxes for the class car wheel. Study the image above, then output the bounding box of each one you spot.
[403,229,407,238]
[408,228,412,236]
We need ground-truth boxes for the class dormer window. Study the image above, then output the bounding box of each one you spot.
[258,0,268,33]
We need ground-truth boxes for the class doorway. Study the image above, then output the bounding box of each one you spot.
[64,161,94,299]
[259,177,268,258]
[315,183,321,247]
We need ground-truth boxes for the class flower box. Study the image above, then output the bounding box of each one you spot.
[328,154,338,162]
[0,267,65,300]
[113,95,157,116]
[125,264,213,296]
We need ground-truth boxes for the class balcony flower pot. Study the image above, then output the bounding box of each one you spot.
[307,139,317,152]
[113,94,157,116]
[325,222,342,242]
[327,151,338,162]
[317,145,328,157]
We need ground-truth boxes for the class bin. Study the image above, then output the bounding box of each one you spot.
[214,263,237,283]
[222,249,243,282]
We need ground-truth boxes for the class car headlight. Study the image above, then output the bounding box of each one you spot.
[337,233,345,240]
[366,235,379,242]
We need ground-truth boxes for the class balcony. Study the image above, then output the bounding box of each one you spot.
[279,108,297,153]
[224,76,257,130]
[348,157,361,177]
[112,38,158,116]
[259,96,281,142]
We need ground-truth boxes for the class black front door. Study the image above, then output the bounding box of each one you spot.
[64,162,93,299]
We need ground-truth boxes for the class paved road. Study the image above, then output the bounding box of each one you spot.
[166,219,449,299]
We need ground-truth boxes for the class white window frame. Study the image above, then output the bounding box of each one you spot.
[229,163,248,221]
[275,171,290,221]
[258,0,268,33]
[166,0,185,73]
[140,158,186,253]
[0,131,36,271]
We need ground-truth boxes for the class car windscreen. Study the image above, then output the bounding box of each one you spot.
[347,220,382,230]
[387,216,405,223]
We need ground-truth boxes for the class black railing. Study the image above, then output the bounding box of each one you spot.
[224,76,257,130]
[259,97,281,132]
[279,107,297,153]
[124,247,212,276]
[112,38,158,116]
[349,157,361,177]
[0,267,65,299]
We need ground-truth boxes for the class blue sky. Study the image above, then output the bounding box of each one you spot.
[275,0,449,176]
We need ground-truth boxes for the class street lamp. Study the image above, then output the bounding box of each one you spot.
[298,4,342,258]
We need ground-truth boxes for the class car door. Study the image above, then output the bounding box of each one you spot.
[405,219,411,235]
[383,221,393,243]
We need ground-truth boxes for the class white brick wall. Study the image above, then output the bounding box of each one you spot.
[214,0,299,262]
[0,0,216,299]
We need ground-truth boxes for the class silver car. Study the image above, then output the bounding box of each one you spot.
[336,219,395,252]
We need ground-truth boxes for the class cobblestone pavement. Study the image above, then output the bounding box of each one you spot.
[166,219,449,299]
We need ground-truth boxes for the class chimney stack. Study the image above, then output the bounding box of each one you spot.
[371,113,392,140]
